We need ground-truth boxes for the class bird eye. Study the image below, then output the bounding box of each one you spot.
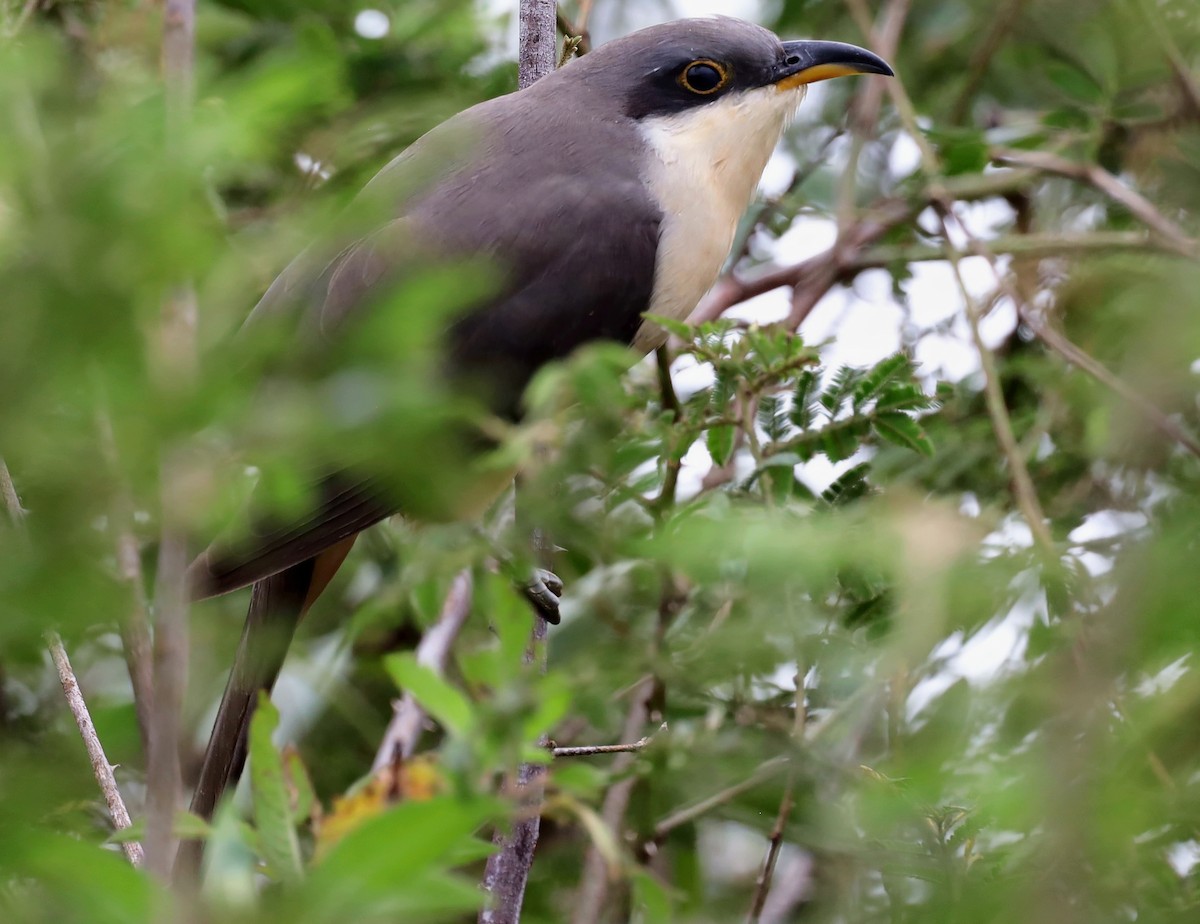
[679,60,729,95]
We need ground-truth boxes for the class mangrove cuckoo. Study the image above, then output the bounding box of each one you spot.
[185,17,892,826]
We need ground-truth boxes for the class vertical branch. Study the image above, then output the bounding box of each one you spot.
[570,677,656,924]
[95,406,155,751]
[480,615,549,924]
[517,0,556,90]
[48,633,146,867]
[145,0,197,882]
[747,661,808,922]
[479,5,556,920]
[935,209,1053,553]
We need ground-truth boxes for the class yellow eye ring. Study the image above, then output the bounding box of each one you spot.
[679,59,729,95]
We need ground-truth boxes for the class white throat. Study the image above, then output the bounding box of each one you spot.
[633,85,805,352]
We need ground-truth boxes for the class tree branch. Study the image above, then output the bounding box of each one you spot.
[992,148,1197,257]
[374,570,473,768]
[48,632,145,866]
[653,757,791,840]
[0,456,27,524]
[479,10,556,919]
[551,732,655,758]
[570,676,656,924]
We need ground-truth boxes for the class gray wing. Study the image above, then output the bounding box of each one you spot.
[191,160,660,599]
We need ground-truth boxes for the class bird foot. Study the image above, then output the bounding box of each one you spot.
[523,568,564,624]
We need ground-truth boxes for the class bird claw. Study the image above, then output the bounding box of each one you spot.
[523,568,563,624]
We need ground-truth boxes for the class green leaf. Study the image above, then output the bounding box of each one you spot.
[873,412,934,455]
[385,652,474,740]
[757,394,790,441]
[790,368,819,429]
[928,128,989,177]
[640,313,694,341]
[707,424,736,466]
[1044,58,1104,105]
[821,463,872,506]
[248,693,304,884]
[632,869,675,923]
[853,353,914,409]
[300,797,500,920]
[820,365,865,416]
[820,419,868,462]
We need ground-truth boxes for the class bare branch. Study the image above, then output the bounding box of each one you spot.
[935,206,1055,553]
[570,677,657,924]
[374,570,473,769]
[552,723,663,758]
[517,0,556,89]
[145,517,188,880]
[949,0,1030,124]
[993,148,1197,257]
[146,0,197,883]
[747,773,796,924]
[480,613,549,924]
[1021,312,1200,461]
[943,215,1200,462]
[1,456,27,524]
[653,757,791,840]
[851,230,1170,268]
[48,632,145,867]
[479,7,557,918]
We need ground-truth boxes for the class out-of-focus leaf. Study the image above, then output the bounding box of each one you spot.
[248,694,304,884]
[384,652,474,740]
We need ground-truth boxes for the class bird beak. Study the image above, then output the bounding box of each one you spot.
[773,40,894,90]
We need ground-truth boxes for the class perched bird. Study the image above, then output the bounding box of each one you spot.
[185,16,891,829]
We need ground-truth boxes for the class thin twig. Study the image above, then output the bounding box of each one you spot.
[1022,313,1200,460]
[0,456,27,524]
[48,632,146,867]
[935,207,1054,553]
[551,733,655,758]
[941,215,1200,461]
[374,570,473,769]
[853,231,1167,267]
[570,676,657,924]
[1134,0,1200,118]
[689,171,1037,328]
[844,0,940,173]
[653,757,791,839]
[747,661,808,921]
[949,0,1029,124]
[746,773,796,923]
[4,0,38,38]
[992,148,1197,257]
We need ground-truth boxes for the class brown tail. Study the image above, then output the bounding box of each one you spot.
[175,537,356,879]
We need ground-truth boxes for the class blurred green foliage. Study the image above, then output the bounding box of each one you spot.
[2,0,1200,922]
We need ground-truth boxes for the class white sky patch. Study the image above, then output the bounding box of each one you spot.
[1136,655,1191,698]
[1167,840,1200,877]
[294,151,332,183]
[907,583,1045,720]
[354,9,391,40]
[888,132,923,179]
